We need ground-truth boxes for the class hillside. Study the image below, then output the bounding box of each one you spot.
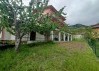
[0,41,99,71]
[69,24,88,28]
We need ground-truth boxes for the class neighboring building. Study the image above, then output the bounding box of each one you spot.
[0,5,72,42]
[92,23,99,39]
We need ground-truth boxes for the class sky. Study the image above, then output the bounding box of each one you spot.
[23,0,99,25]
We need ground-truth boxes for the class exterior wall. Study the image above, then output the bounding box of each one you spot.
[0,29,29,41]
[22,33,45,41]
[43,8,54,15]
[10,35,15,40]
[4,30,11,40]
[0,29,45,41]
[36,33,45,41]
[10,34,30,41]
[43,7,65,27]
[22,34,30,41]
[1,29,11,40]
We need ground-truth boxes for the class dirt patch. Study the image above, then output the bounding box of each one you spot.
[57,41,88,52]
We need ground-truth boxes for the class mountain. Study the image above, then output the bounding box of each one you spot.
[69,24,88,28]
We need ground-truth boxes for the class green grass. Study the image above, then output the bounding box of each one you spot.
[0,41,99,71]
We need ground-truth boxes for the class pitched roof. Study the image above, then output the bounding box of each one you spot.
[45,5,66,21]
[91,23,99,28]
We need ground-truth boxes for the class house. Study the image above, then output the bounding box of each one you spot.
[92,23,99,39]
[0,5,72,42]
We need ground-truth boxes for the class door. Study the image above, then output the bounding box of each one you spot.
[30,31,36,41]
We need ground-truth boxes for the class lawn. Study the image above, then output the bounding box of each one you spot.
[0,41,99,71]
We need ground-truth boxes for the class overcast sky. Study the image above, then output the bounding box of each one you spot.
[24,0,99,25]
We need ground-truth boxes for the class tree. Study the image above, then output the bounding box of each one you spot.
[0,0,49,51]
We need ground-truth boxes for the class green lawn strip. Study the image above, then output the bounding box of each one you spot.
[0,42,99,71]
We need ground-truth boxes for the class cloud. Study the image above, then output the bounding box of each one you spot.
[49,0,99,25]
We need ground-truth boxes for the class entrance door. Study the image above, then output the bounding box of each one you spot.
[30,31,36,41]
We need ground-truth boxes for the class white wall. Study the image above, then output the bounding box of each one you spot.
[11,35,15,40]
[36,33,45,41]
[0,29,45,42]
[3,29,11,40]
[22,34,30,41]
[10,33,45,41]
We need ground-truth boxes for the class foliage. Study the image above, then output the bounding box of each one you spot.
[35,14,58,35]
[68,24,88,35]
[84,27,93,39]
[84,27,97,46]
[84,27,99,57]
[67,27,85,35]
[60,23,68,32]
[84,27,97,56]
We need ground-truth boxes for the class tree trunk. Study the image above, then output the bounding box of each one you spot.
[15,31,22,52]
[15,37,21,52]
